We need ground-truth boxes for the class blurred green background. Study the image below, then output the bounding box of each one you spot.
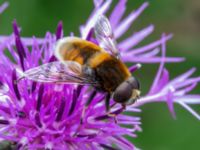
[0,0,199,149]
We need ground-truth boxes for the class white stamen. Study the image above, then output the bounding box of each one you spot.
[18,98,26,108]
[0,82,9,95]
[136,63,142,69]
[20,137,28,145]
[9,118,17,125]
[54,85,63,92]
[169,86,176,92]
[45,142,53,150]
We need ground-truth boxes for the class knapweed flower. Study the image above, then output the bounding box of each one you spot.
[0,0,199,150]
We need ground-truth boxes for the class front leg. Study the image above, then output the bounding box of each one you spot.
[105,93,118,123]
[105,93,111,112]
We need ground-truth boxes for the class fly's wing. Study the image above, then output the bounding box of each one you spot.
[22,61,98,85]
[94,15,120,59]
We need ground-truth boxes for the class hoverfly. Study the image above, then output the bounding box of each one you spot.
[22,15,141,115]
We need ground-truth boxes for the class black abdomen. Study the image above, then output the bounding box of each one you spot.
[93,57,130,92]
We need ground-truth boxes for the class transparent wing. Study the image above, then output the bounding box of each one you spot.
[22,61,98,85]
[94,15,120,58]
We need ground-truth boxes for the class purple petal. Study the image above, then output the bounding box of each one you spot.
[137,48,160,58]
[119,24,154,51]
[100,144,118,150]
[149,68,169,94]
[175,95,200,104]
[127,34,173,56]
[12,21,27,70]
[68,89,78,116]
[149,34,166,94]
[56,21,63,40]
[166,90,176,119]
[0,36,45,46]
[178,102,200,120]
[14,37,25,70]
[175,83,197,96]
[129,63,142,73]
[122,56,185,63]
[81,0,112,39]
[85,28,94,41]
[170,68,196,85]
[111,136,135,150]
[109,0,127,29]
[114,2,149,39]
[0,81,9,95]
[12,20,20,37]
[12,69,21,101]
[93,0,104,8]
[36,85,44,111]
[175,77,200,91]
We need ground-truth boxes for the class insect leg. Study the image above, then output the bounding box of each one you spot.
[105,93,118,123]
[81,90,97,124]
[105,93,111,112]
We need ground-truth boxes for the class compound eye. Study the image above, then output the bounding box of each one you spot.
[113,82,132,103]
[128,76,140,90]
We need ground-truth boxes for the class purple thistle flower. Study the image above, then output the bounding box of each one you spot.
[0,0,199,150]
